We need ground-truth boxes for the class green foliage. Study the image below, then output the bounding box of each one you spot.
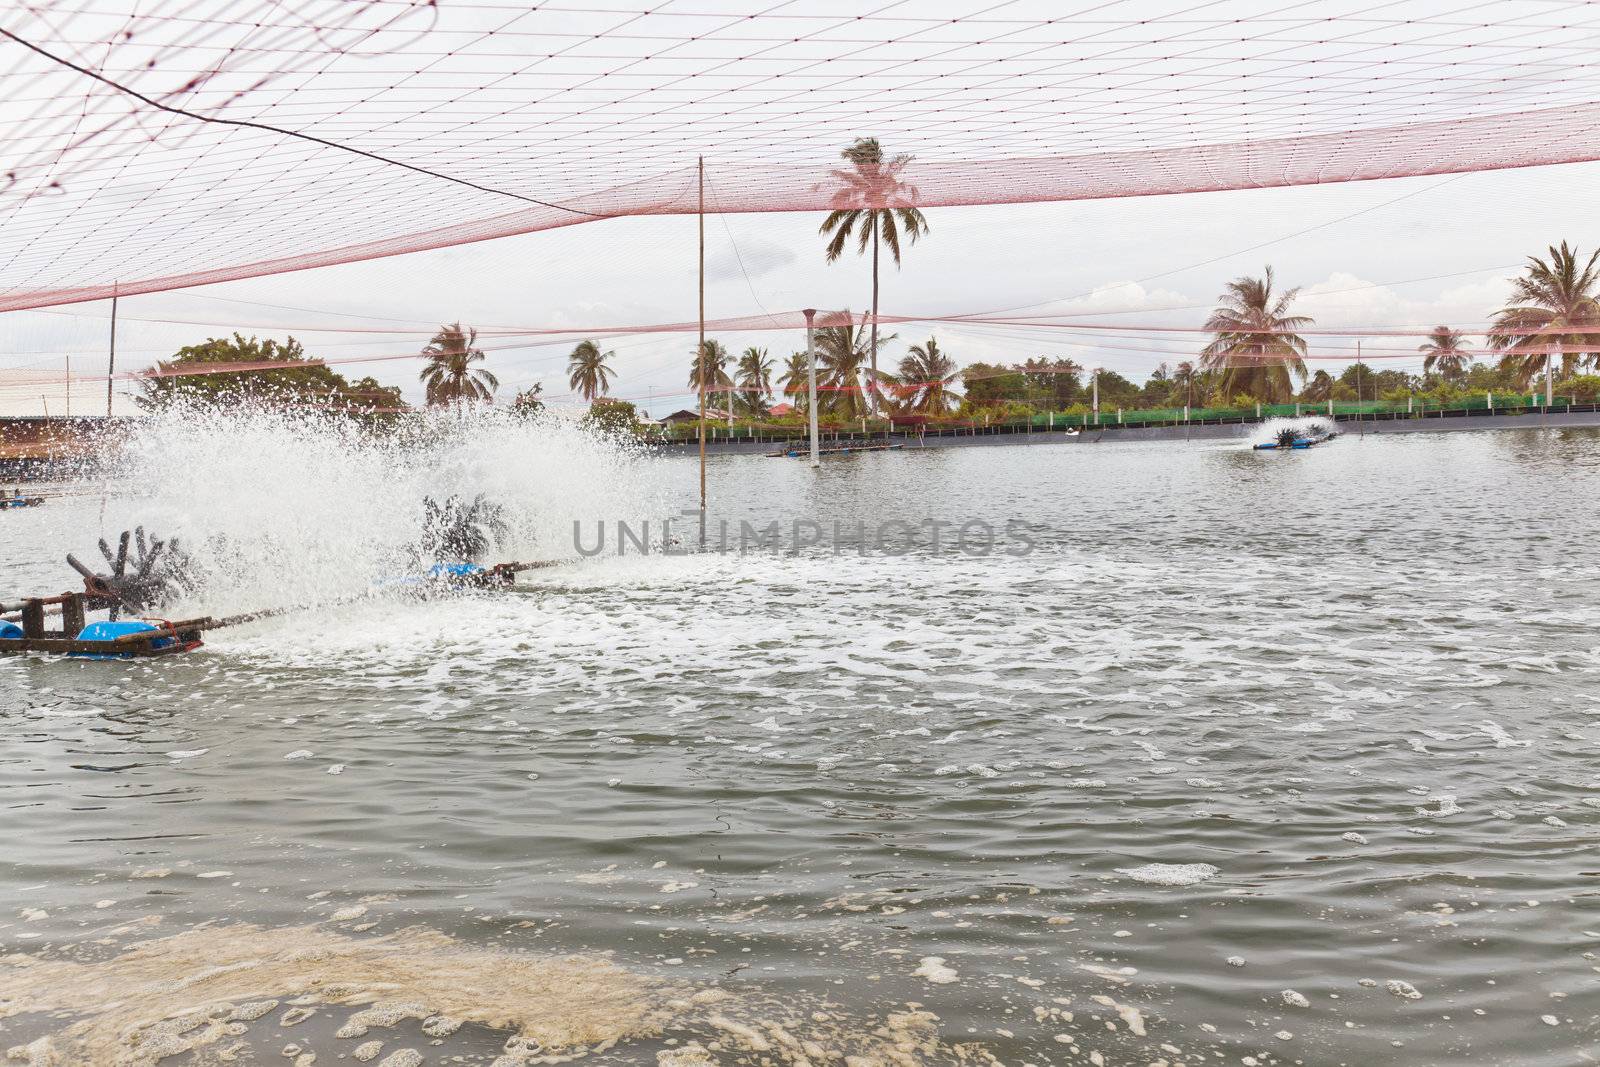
[1093,369,1141,409]
[584,397,639,436]
[960,362,1028,408]
[1564,374,1600,402]
[1020,357,1083,409]
[136,333,403,417]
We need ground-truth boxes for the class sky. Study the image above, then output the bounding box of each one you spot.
[4,154,1597,417]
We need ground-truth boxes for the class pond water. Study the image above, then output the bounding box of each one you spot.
[1,421,1597,1066]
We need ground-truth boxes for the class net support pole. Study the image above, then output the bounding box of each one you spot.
[804,308,819,467]
[697,156,706,516]
[106,285,118,417]
[1547,341,1556,409]
[1356,340,1364,438]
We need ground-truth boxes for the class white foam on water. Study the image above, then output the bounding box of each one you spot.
[1115,862,1220,886]
[913,956,959,984]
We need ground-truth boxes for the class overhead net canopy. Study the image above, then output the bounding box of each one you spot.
[3,0,1599,313]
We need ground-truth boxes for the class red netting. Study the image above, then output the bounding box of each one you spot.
[3,0,1600,313]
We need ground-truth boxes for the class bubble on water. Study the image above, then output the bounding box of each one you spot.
[913,957,959,984]
[1416,796,1461,818]
[1115,863,1219,886]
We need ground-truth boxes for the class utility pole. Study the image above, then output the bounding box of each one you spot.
[805,308,819,467]
[697,156,706,514]
[64,353,70,419]
[1092,369,1100,425]
[107,285,118,417]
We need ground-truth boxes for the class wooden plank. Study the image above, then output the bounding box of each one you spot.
[0,635,196,656]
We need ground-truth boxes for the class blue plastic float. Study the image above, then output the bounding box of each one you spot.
[67,620,178,659]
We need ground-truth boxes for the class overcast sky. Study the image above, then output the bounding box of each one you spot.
[3,156,1598,417]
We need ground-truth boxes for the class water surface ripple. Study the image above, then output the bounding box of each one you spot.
[2,429,1598,1065]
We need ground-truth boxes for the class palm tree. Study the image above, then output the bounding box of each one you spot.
[1171,360,1201,407]
[1418,326,1470,384]
[735,346,775,417]
[778,351,811,412]
[1489,242,1600,388]
[566,340,615,402]
[688,339,732,416]
[420,323,498,406]
[815,313,895,420]
[819,138,929,413]
[1300,369,1336,403]
[1200,267,1310,403]
[898,337,960,414]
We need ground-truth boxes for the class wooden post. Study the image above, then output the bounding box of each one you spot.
[21,599,44,639]
[61,593,84,638]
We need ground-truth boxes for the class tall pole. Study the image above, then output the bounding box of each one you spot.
[64,353,71,419]
[1091,369,1099,425]
[697,156,706,513]
[1356,340,1364,438]
[106,286,118,417]
[805,308,819,467]
[1546,340,1556,409]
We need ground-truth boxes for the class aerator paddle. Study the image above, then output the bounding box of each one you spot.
[66,526,190,619]
[418,494,508,564]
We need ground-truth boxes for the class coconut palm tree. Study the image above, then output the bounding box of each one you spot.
[898,337,960,414]
[1488,242,1600,388]
[819,138,928,412]
[1199,268,1310,403]
[815,314,895,420]
[566,340,615,402]
[1418,326,1470,384]
[1300,369,1336,403]
[735,346,775,417]
[778,351,811,412]
[687,339,733,415]
[1170,360,1202,407]
[420,323,498,406]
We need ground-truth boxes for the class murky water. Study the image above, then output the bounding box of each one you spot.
[2,424,1599,1065]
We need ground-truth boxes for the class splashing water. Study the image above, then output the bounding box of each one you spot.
[93,405,674,615]
[1248,415,1336,447]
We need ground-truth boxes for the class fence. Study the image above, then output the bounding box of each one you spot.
[655,395,1600,445]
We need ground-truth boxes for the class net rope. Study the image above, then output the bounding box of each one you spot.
[3,0,1600,312]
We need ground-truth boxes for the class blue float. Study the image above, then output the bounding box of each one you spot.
[68,620,175,659]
